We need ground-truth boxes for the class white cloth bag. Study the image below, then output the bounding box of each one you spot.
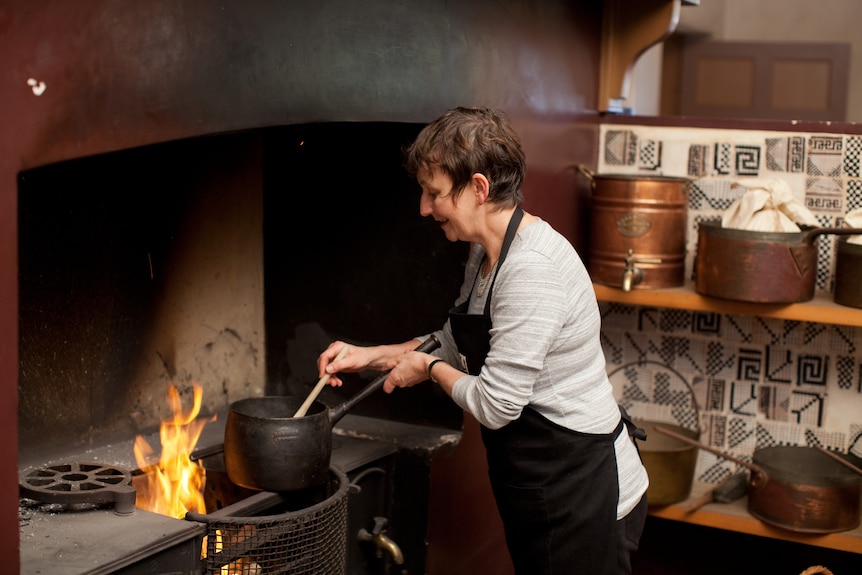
[722,178,819,232]
[844,208,862,245]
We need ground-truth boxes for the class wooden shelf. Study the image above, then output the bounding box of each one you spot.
[648,482,862,554]
[594,282,862,327]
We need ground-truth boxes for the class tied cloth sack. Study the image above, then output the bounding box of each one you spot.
[845,207,862,244]
[722,177,819,231]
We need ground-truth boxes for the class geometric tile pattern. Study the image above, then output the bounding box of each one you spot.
[638,139,661,171]
[599,302,862,486]
[598,124,862,487]
[844,136,862,177]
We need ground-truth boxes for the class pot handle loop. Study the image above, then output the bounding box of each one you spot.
[576,164,595,183]
[608,361,702,436]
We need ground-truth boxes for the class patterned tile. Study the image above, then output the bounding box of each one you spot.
[765,136,805,172]
[836,355,855,390]
[790,389,826,427]
[638,139,661,170]
[757,383,790,422]
[714,142,732,175]
[734,145,761,176]
[805,177,844,213]
[807,135,843,176]
[604,130,637,166]
[844,136,862,177]
[687,144,708,177]
[596,123,862,478]
[763,346,794,384]
[847,179,862,210]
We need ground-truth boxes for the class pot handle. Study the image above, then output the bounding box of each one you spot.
[802,226,862,245]
[327,335,441,426]
[576,165,595,183]
[189,442,224,461]
[653,424,769,488]
[814,445,862,476]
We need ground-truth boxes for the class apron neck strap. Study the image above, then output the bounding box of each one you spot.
[483,206,524,315]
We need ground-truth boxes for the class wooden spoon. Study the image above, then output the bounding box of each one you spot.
[293,345,349,418]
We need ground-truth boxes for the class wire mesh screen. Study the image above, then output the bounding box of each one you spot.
[196,468,349,575]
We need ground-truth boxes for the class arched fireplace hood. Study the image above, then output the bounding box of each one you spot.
[9,0,602,170]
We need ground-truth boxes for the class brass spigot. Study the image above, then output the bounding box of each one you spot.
[357,516,404,565]
[621,249,661,292]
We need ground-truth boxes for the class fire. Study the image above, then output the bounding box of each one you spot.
[134,383,213,518]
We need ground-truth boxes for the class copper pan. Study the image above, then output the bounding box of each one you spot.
[654,425,862,534]
[695,220,862,303]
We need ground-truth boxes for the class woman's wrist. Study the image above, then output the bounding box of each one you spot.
[427,359,445,384]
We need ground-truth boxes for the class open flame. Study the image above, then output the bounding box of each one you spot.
[134,383,213,518]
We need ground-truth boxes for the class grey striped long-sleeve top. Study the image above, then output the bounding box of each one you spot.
[423,218,649,518]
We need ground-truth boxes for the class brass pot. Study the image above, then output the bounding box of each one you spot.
[636,419,700,506]
[608,361,700,506]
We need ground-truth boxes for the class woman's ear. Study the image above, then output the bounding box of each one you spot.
[472,173,490,204]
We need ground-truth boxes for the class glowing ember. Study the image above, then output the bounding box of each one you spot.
[134,383,214,518]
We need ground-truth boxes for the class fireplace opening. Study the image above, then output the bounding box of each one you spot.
[18,121,467,463]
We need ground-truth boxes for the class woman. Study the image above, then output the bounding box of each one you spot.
[318,106,649,574]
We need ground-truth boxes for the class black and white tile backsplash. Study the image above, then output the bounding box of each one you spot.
[596,124,862,486]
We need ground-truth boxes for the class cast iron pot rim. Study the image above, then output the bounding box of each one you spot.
[229,395,326,419]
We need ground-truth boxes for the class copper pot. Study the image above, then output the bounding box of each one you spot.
[655,425,862,534]
[578,166,690,291]
[834,236,862,308]
[695,220,862,303]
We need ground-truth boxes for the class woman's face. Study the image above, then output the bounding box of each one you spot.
[417,165,475,243]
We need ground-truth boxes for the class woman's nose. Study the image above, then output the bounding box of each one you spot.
[419,192,432,216]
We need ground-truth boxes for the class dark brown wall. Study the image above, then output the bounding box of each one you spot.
[0,0,604,568]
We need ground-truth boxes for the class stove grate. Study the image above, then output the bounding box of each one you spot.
[188,466,350,575]
[19,461,136,515]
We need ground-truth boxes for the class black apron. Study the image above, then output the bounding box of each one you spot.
[448,207,626,574]
[448,207,523,375]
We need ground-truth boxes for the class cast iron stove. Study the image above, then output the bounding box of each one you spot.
[18,419,399,575]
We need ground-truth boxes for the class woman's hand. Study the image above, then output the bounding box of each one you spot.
[317,341,363,387]
[381,351,438,393]
[317,339,422,387]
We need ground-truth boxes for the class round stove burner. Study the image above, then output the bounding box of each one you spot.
[19,462,137,515]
